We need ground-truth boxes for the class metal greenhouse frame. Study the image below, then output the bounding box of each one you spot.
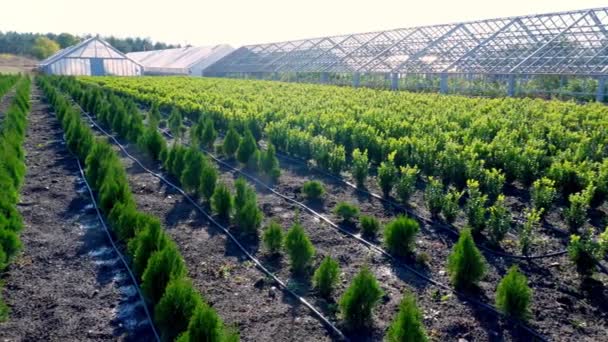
[206,7,608,101]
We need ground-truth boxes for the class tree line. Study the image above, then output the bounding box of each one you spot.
[0,31,181,60]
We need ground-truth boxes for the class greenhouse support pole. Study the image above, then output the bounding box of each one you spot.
[440,73,448,94]
[353,72,361,87]
[507,74,516,97]
[272,72,279,81]
[320,72,329,84]
[390,73,399,91]
[597,77,606,103]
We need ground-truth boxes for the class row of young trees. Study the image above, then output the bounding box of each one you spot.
[41,76,237,342]
[0,76,31,321]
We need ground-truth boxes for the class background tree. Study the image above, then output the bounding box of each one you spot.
[31,37,60,59]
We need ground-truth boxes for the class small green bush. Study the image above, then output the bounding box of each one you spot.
[138,125,166,161]
[339,266,383,328]
[235,200,263,236]
[396,165,418,204]
[496,266,532,320]
[222,127,241,158]
[447,228,486,289]
[201,119,217,149]
[302,180,325,200]
[155,278,203,342]
[481,168,505,201]
[531,177,557,215]
[568,233,600,276]
[234,177,255,208]
[360,215,380,237]
[262,221,283,255]
[180,148,206,195]
[378,160,397,197]
[386,292,428,342]
[236,130,258,165]
[488,195,511,246]
[179,303,226,342]
[442,187,462,224]
[564,187,593,232]
[260,144,280,181]
[168,107,183,140]
[424,177,443,216]
[284,223,315,273]
[384,216,419,257]
[351,148,369,187]
[313,256,340,297]
[465,179,487,234]
[211,182,233,220]
[520,208,541,256]
[141,242,186,305]
[128,218,167,279]
[333,202,359,223]
[200,165,218,202]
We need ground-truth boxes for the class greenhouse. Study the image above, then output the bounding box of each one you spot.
[206,7,608,101]
[38,37,143,76]
[127,45,234,76]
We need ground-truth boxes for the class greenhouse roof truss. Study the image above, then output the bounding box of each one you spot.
[207,7,608,76]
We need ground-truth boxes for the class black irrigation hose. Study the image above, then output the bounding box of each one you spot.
[75,157,161,342]
[158,132,552,342]
[72,104,348,341]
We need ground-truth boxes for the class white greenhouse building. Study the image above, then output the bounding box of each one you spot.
[127,45,234,76]
[39,37,143,76]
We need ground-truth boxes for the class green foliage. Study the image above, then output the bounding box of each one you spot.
[138,125,166,161]
[424,176,444,216]
[568,233,601,276]
[481,168,505,201]
[180,148,207,195]
[31,36,60,59]
[223,126,241,158]
[384,216,419,257]
[488,195,512,245]
[564,187,593,232]
[262,221,283,255]
[201,119,218,149]
[333,202,359,223]
[313,256,340,297]
[496,266,532,320]
[339,266,383,328]
[520,208,541,256]
[200,165,218,201]
[236,130,258,165]
[260,144,280,181]
[396,165,418,204]
[378,160,397,197]
[142,242,186,305]
[155,278,203,342]
[302,180,325,200]
[465,179,487,234]
[129,218,167,279]
[284,222,315,273]
[447,228,486,289]
[180,303,227,342]
[148,103,161,128]
[234,199,263,236]
[211,182,233,220]
[359,215,380,237]
[442,187,462,224]
[351,148,369,187]
[530,177,557,215]
[168,107,183,140]
[386,292,428,342]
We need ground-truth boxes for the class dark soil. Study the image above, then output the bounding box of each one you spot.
[0,87,154,341]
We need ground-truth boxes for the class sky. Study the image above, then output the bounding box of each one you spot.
[1,0,606,47]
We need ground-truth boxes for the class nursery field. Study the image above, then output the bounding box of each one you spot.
[1,74,608,341]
